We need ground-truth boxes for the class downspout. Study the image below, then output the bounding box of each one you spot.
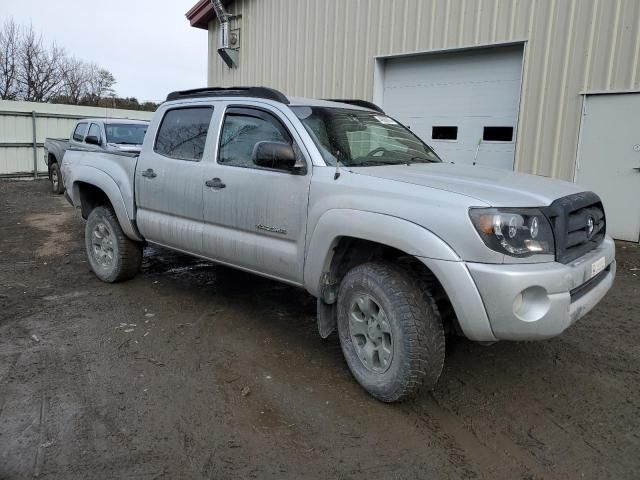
[211,0,239,68]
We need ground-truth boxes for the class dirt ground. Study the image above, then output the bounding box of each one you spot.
[0,179,638,480]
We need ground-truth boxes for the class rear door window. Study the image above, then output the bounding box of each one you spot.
[72,123,88,142]
[154,107,214,161]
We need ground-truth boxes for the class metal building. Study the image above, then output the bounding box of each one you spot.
[186,0,640,242]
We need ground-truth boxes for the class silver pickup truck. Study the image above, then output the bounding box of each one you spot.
[44,118,148,194]
[62,87,615,402]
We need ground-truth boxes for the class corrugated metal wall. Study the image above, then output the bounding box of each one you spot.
[207,0,640,181]
[0,101,154,176]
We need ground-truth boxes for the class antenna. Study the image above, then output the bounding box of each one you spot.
[472,138,482,166]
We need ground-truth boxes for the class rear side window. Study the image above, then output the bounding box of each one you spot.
[154,107,214,161]
[73,123,88,142]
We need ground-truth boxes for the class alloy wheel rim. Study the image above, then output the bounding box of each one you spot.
[51,170,58,190]
[91,222,115,268]
[348,294,394,373]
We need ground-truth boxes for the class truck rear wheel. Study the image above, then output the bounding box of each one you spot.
[85,206,142,283]
[49,162,64,194]
[337,261,445,402]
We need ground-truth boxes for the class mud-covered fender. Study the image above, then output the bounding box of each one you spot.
[69,166,143,242]
[303,209,461,297]
[305,209,497,342]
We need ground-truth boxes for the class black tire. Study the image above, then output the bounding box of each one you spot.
[337,261,445,402]
[85,206,142,283]
[49,162,64,194]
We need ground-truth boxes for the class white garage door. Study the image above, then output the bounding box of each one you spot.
[380,45,524,170]
[575,93,640,242]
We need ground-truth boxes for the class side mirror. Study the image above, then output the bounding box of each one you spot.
[85,135,101,146]
[252,141,304,173]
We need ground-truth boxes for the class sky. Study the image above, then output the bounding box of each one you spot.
[2,0,208,102]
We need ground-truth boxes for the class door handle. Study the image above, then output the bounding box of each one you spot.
[205,177,226,189]
[141,168,157,178]
[634,167,640,172]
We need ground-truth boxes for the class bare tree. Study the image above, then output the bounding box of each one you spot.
[60,56,90,104]
[86,66,115,100]
[0,19,151,109]
[0,18,19,99]
[16,24,65,102]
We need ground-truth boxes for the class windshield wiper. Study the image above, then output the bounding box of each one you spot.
[409,156,437,164]
[347,159,402,167]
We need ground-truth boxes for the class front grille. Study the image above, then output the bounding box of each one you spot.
[542,192,606,264]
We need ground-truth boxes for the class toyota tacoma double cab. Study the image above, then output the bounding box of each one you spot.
[45,118,148,194]
[61,87,616,402]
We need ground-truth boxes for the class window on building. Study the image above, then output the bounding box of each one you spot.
[72,123,88,142]
[432,126,458,140]
[218,108,292,169]
[483,126,514,142]
[154,107,214,161]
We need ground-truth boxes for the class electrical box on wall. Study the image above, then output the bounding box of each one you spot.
[218,23,240,68]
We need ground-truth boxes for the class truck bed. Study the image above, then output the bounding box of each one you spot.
[62,149,140,222]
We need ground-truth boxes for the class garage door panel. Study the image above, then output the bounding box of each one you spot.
[385,49,522,85]
[382,45,523,170]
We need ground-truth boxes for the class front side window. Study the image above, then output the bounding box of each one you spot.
[72,122,88,142]
[86,123,101,141]
[291,107,440,167]
[218,108,291,168]
[105,124,147,145]
[154,107,213,161]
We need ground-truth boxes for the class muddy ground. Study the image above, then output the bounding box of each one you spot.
[0,179,638,480]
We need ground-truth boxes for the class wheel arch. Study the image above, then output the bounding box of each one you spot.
[304,209,460,297]
[47,151,58,168]
[71,168,142,242]
[306,210,463,338]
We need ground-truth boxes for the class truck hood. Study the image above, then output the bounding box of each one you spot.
[349,162,585,207]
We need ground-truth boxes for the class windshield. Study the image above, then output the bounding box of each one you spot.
[291,106,441,167]
[105,124,148,145]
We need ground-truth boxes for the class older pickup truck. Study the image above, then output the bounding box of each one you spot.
[44,118,148,194]
[61,87,615,402]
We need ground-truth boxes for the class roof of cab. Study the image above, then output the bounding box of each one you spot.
[164,86,382,113]
[79,118,149,125]
[288,97,375,111]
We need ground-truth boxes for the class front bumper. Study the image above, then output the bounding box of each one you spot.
[466,237,616,340]
[420,236,616,342]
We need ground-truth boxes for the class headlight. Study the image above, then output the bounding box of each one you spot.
[469,208,555,257]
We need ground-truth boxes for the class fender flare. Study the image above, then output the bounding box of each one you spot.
[303,209,460,297]
[70,166,143,242]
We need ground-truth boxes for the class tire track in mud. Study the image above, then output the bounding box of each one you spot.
[25,211,73,258]
[406,394,549,479]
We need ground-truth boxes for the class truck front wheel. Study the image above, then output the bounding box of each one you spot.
[49,162,64,194]
[85,206,142,283]
[337,261,445,402]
